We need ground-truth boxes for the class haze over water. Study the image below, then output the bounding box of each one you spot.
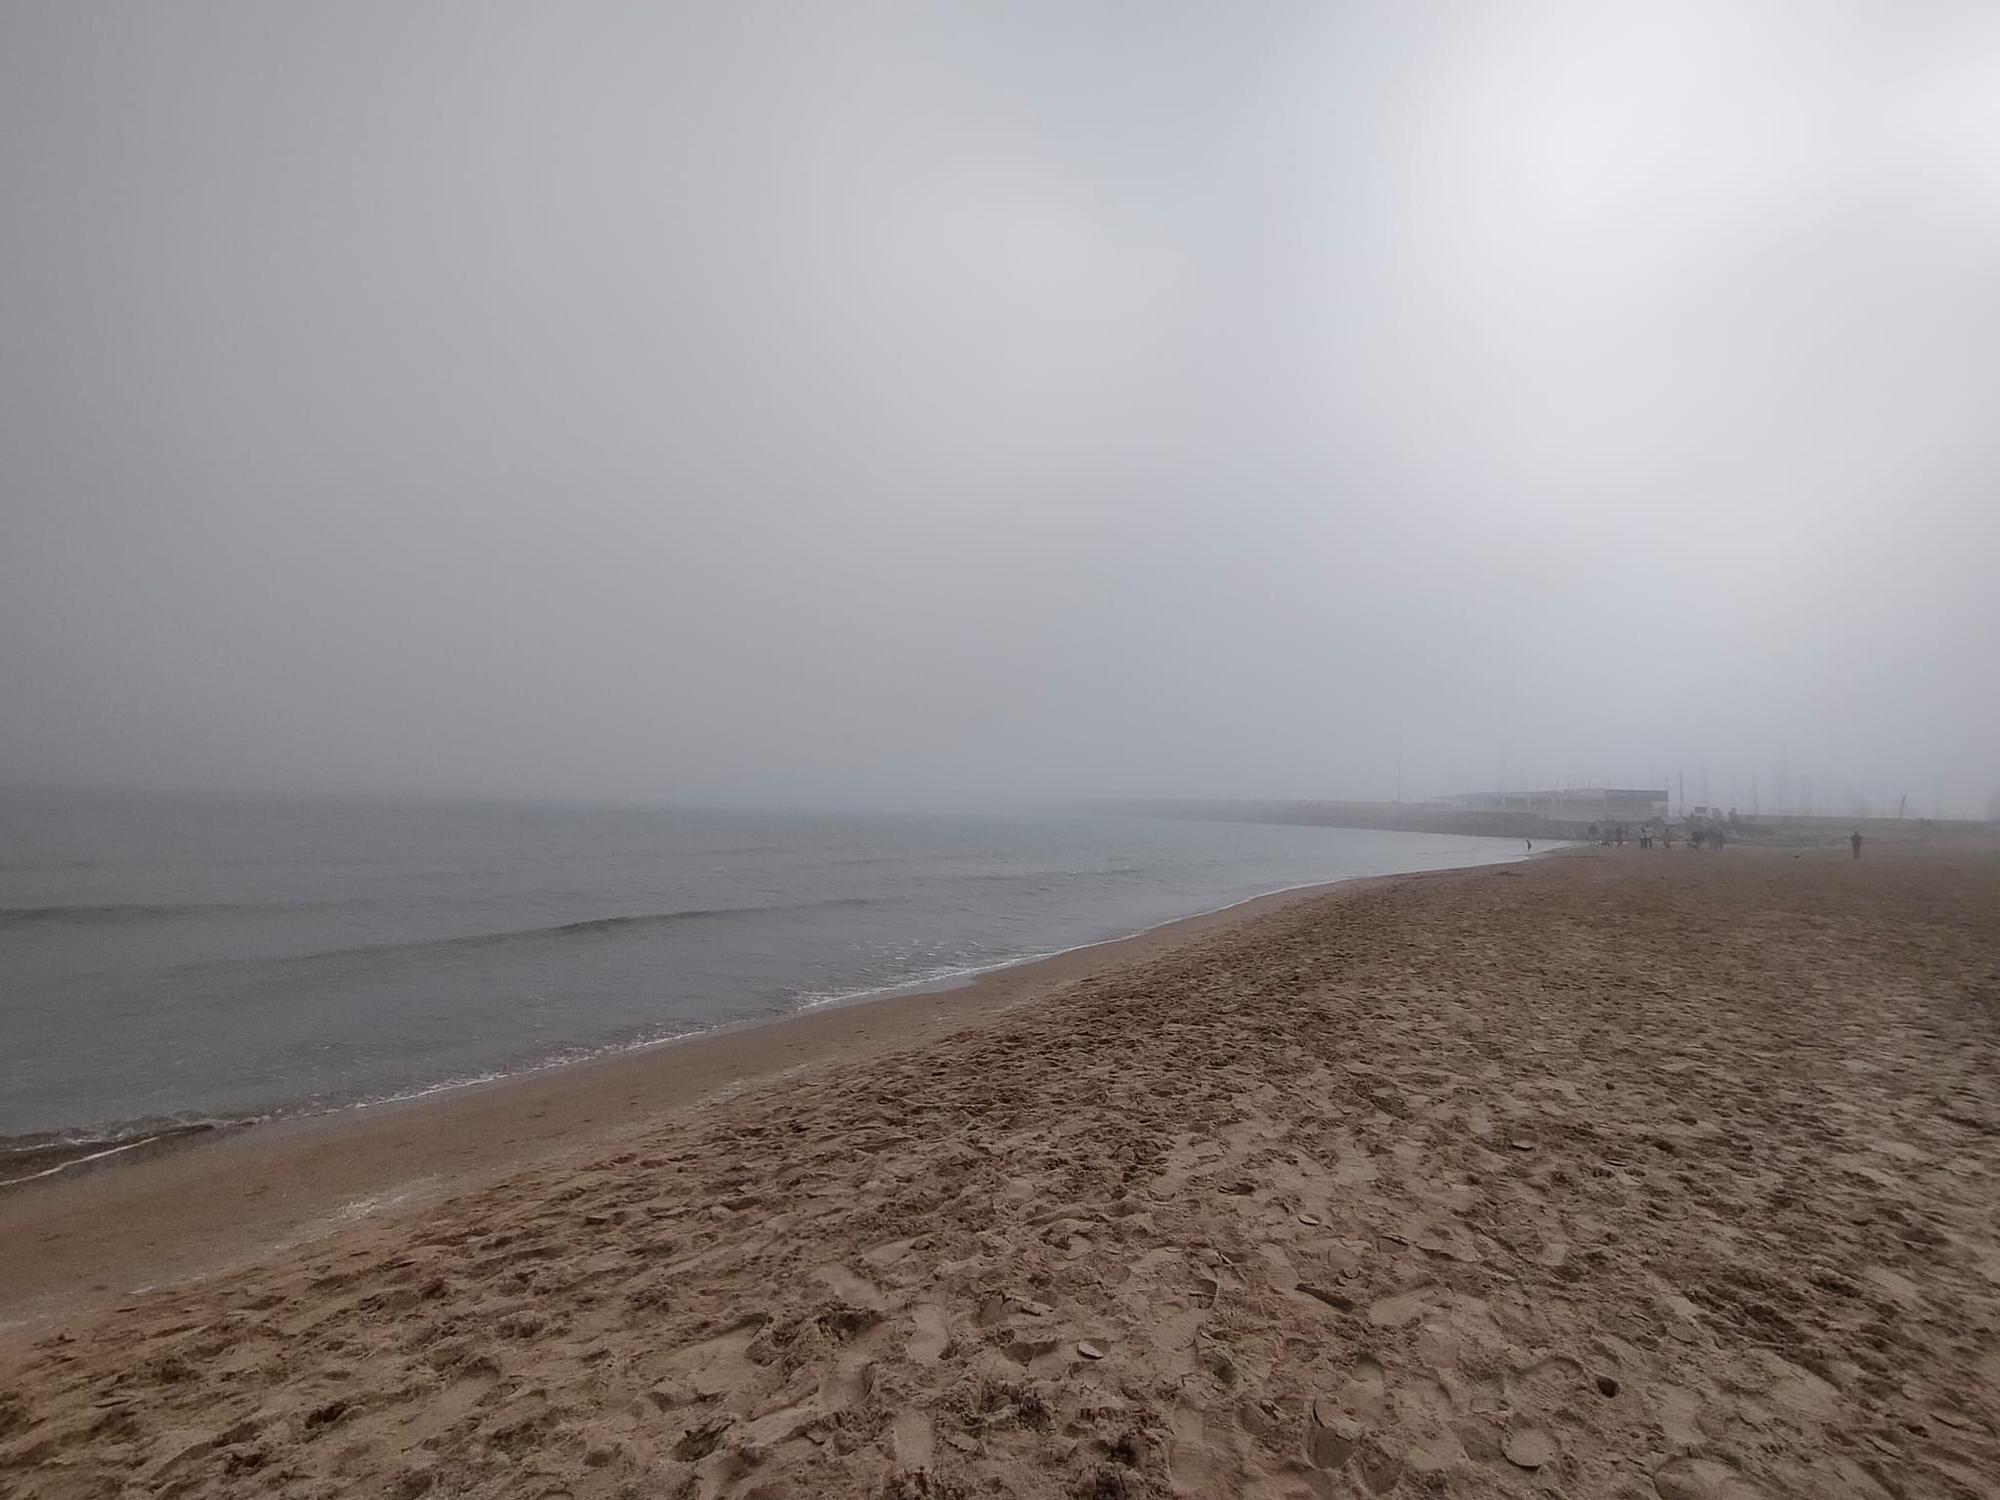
[1,791,1534,1143]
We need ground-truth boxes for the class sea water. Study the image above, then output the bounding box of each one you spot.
[0,790,1529,1149]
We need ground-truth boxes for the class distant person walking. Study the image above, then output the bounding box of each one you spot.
[1851,830,1863,860]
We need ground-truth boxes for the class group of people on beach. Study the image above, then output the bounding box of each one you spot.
[1582,820,1868,859]
[1587,821,1673,849]
[1584,820,1757,850]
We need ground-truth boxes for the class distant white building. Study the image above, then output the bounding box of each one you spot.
[1435,787,1669,823]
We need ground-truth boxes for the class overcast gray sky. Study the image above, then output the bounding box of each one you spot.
[3,2,1996,816]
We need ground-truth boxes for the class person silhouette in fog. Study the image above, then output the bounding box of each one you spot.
[1851,830,1863,860]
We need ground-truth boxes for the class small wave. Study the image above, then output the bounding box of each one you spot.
[1,1028,720,1186]
[0,1118,254,1189]
[0,901,274,927]
[330,1026,709,1114]
[791,951,1060,1012]
[546,898,873,937]
[174,894,892,972]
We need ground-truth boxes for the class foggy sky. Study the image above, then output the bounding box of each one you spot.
[4,2,1996,817]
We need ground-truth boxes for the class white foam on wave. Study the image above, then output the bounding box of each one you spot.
[0,1135,160,1188]
[791,953,1063,1012]
[5,1027,722,1175]
[338,1023,716,1114]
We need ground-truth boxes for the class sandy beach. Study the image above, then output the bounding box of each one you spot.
[4,844,1997,1499]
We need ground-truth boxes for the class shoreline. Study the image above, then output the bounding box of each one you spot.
[0,855,1531,1338]
[1,840,1547,1185]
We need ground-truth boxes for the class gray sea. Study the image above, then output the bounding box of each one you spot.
[0,791,1531,1158]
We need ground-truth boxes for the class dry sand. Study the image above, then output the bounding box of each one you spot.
[3,845,1998,1499]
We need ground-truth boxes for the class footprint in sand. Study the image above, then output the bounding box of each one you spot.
[863,1237,919,1268]
[1391,1374,1466,1473]
[1257,1243,1299,1292]
[1652,1456,1768,1499]
[396,1367,498,1447]
[652,1315,765,1404]
[1309,1404,1362,1469]
[1320,1355,1388,1426]
[891,1410,934,1473]
[1149,1306,1207,1361]
[812,1264,886,1312]
[1167,1407,1217,1495]
[1761,1355,1840,1420]
[737,1400,816,1449]
[1365,1285,1438,1328]
[1507,1353,1586,1410]
[1502,1425,1559,1470]
[819,1356,874,1414]
[1334,1150,1379,1186]
[1652,1384,1708,1449]
[906,1304,948,1364]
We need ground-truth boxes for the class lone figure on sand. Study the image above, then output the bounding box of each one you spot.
[1851,830,1864,860]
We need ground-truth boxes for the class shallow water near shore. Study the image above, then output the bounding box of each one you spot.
[1,790,1532,1149]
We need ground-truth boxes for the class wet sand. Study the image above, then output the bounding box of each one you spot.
[3,844,1997,1498]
